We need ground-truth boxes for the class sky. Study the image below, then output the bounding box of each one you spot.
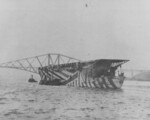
[0,0,150,80]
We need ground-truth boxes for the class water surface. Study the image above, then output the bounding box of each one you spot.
[0,80,150,120]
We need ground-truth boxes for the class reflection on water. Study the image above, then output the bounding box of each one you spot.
[0,80,150,120]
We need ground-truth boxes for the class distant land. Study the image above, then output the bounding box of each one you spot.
[126,72,150,81]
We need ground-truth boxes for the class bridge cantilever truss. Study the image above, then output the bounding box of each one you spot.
[0,53,81,74]
[121,69,150,78]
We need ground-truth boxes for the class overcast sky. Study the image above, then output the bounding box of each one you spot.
[0,0,150,71]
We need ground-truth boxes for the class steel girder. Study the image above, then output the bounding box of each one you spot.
[0,53,81,74]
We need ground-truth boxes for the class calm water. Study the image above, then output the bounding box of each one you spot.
[0,80,150,120]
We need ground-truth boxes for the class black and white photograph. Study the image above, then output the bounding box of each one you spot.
[0,0,150,120]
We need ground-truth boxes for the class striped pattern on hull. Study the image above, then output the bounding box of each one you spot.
[38,59,128,89]
[39,68,125,89]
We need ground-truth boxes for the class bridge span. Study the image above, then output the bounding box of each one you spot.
[121,69,150,78]
[0,53,81,74]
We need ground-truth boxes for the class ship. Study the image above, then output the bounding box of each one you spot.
[39,59,129,89]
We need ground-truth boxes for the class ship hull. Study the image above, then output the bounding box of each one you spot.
[38,59,128,89]
[66,70,125,89]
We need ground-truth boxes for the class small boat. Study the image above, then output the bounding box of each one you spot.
[28,75,37,83]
